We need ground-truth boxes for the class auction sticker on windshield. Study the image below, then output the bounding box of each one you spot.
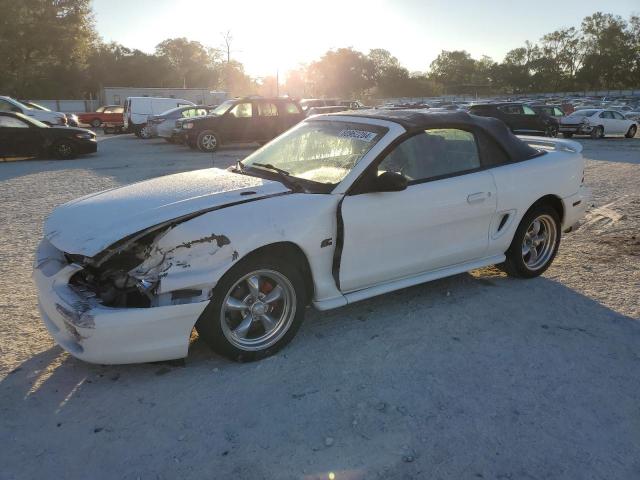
[338,129,378,142]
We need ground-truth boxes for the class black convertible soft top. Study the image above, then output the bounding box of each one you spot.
[331,109,542,162]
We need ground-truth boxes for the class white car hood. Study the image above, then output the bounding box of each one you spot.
[44,168,290,256]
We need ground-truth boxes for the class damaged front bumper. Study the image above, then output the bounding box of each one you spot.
[33,238,208,364]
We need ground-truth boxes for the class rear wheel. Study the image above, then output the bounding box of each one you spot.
[500,204,561,278]
[563,132,573,138]
[590,126,604,139]
[625,125,637,138]
[545,125,558,137]
[139,125,153,139]
[196,256,307,361]
[52,140,76,160]
[197,130,220,152]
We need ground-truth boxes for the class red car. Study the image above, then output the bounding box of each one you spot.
[77,105,124,128]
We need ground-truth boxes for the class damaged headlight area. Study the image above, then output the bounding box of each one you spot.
[69,228,166,308]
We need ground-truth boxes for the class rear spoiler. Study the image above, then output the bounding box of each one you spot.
[518,135,583,154]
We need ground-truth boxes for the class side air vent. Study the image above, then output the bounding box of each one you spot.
[497,213,510,232]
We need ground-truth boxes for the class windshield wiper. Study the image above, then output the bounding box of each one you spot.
[251,162,305,192]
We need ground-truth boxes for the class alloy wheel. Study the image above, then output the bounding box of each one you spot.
[201,133,217,150]
[220,269,297,351]
[521,214,557,270]
[57,143,72,157]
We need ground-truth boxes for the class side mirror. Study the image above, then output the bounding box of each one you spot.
[11,106,22,113]
[376,171,408,192]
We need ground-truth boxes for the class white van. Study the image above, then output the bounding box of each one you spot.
[124,97,195,136]
[0,96,68,126]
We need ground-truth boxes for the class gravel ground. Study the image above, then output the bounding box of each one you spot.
[0,134,638,479]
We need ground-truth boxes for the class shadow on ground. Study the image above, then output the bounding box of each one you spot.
[2,270,639,479]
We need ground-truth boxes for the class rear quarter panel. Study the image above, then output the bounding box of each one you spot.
[487,149,584,254]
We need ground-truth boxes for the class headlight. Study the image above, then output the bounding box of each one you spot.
[75,133,93,139]
[58,117,67,125]
[183,122,194,129]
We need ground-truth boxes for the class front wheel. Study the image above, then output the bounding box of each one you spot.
[197,130,220,152]
[139,125,153,139]
[545,125,558,137]
[590,126,604,139]
[625,125,637,138]
[196,256,306,361]
[90,118,102,128]
[500,205,561,278]
[52,140,76,160]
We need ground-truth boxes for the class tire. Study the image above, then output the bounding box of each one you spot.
[197,130,220,152]
[195,255,307,362]
[563,133,573,138]
[590,126,604,139]
[103,126,115,134]
[90,118,102,128]
[625,125,637,138]
[164,137,175,143]
[139,125,153,139]
[52,140,77,160]
[545,124,558,137]
[500,204,561,278]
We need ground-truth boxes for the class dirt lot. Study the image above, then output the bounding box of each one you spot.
[0,134,639,479]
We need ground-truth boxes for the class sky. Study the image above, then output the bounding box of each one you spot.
[92,0,639,78]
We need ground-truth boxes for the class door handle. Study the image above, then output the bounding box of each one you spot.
[467,192,491,204]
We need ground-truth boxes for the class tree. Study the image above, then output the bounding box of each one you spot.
[428,50,477,92]
[155,38,222,88]
[0,0,97,97]
[307,48,374,98]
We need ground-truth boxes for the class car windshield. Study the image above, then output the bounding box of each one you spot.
[27,101,50,111]
[209,100,234,116]
[570,109,598,117]
[242,120,388,186]
[15,112,48,128]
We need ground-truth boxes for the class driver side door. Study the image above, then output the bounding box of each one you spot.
[338,128,497,292]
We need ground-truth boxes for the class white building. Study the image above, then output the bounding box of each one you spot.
[102,87,227,106]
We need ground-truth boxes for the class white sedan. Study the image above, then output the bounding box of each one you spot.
[34,110,590,363]
[559,109,637,138]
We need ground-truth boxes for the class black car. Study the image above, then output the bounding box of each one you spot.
[0,112,97,159]
[468,103,558,137]
[530,104,565,120]
[178,97,305,152]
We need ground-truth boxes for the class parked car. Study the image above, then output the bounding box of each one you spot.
[19,99,80,127]
[339,100,368,109]
[305,105,351,117]
[123,97,195,137]
[469,103,559,136]
[145,105,216,141]
[624,111,640,122]
[34,110,589,364]
[77,105,124,128]
[177,97,305,151]
[530,104,565,120]
[0,96,67,126]
[0,111,97,159]
[299,98,340,112]
[559,109,637,139]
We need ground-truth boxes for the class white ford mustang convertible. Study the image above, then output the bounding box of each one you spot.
[34,110,590,363]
